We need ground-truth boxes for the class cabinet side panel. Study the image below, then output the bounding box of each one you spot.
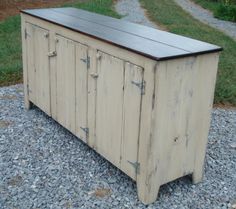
[95,52,124,167]
[151,56,200,184]
[121,62,143,180]
[55,35,76,133]
[152,53,219,184]
[137,53,219,204]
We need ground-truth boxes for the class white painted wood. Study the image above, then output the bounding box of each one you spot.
[22,13,220,205]
[49,31,57,119]
[33,25,51,115]
[75,43,89,142]
[87,48,98,148]
[25,23,36,104]
[136,61,157,204]
[121,62,143,180]
[137,54,219,204]
[191,53,219,183]
[55,35,76,133]
[95,51,124,166]
[21,15,31,109]
[25,23,50,115]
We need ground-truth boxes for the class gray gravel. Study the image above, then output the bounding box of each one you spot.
[115,0,159,28]
[174,0,236,40]
[0,84,236,208]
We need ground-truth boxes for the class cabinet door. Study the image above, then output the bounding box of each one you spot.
[55,35,76,133]
[55,35,88,137]
[26,23,51,115]
[121,62,144,179]
[95,51,144,179]
[95,52,124,166]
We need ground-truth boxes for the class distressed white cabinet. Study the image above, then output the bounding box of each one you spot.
[21,8,222,204]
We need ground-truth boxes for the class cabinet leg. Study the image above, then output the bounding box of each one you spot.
[25,100,33,110]
[192,168,204,184]
[137,178,160,205]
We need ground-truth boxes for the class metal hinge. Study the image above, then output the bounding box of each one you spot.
[128,161,140,174]
[27,84,29,94]
[131,80,146,95]
[80,55,90,69]
[27,84,32,94]
[80,127,89,137]
[24,28,27,39]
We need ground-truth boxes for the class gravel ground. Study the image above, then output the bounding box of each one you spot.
[115,0,159,28]
[174,0,236,40]
[0,84,236,209]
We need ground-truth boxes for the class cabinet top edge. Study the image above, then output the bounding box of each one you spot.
[21,7,222,61]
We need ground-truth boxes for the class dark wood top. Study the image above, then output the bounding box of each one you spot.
[21,7,222,61]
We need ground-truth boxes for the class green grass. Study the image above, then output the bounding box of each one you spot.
[191,0,220,14]
[141,0,236,105]
[0,0,120,87]
[0,15,22,86]
[191,0,236,22]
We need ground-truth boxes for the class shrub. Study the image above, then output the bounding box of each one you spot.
[215,3,236,22]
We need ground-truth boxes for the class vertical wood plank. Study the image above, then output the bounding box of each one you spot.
[49,31,57,119]
[87,48,97,148]
[55,35,76,133]
[21,15,31,109]
[75,43,88,142]
[121,62,143,180]
[95,52,124,166]
[34,26,51,115]
[136,60,157,204]
[191,53,219,183]
[25,23,36,104]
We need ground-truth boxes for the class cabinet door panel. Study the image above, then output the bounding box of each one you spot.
[95,52,124,166]
[55,35,76,133]
[121,62,143,179]
[75,43,88,142]
[26,23,50,115]
[26,23,36,103]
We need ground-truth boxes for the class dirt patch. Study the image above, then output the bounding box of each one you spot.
[213,103,236,110]
[88,188,111,198]
[0,0,75,21]
[0,120,12,128]
[7,175,23,187]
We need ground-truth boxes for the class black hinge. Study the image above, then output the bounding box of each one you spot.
[27,84,29,94]
[80,55,90,69]
[24,28,27,39]
[128,161,140,174]
[131,80,146,95]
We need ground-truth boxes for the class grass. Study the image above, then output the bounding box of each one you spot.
[0,15,22,86]
[0,0,120,87]
[191,0,236,22]
[141,0,236,105]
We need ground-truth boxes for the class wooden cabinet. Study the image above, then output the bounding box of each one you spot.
[21,8,222,204]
